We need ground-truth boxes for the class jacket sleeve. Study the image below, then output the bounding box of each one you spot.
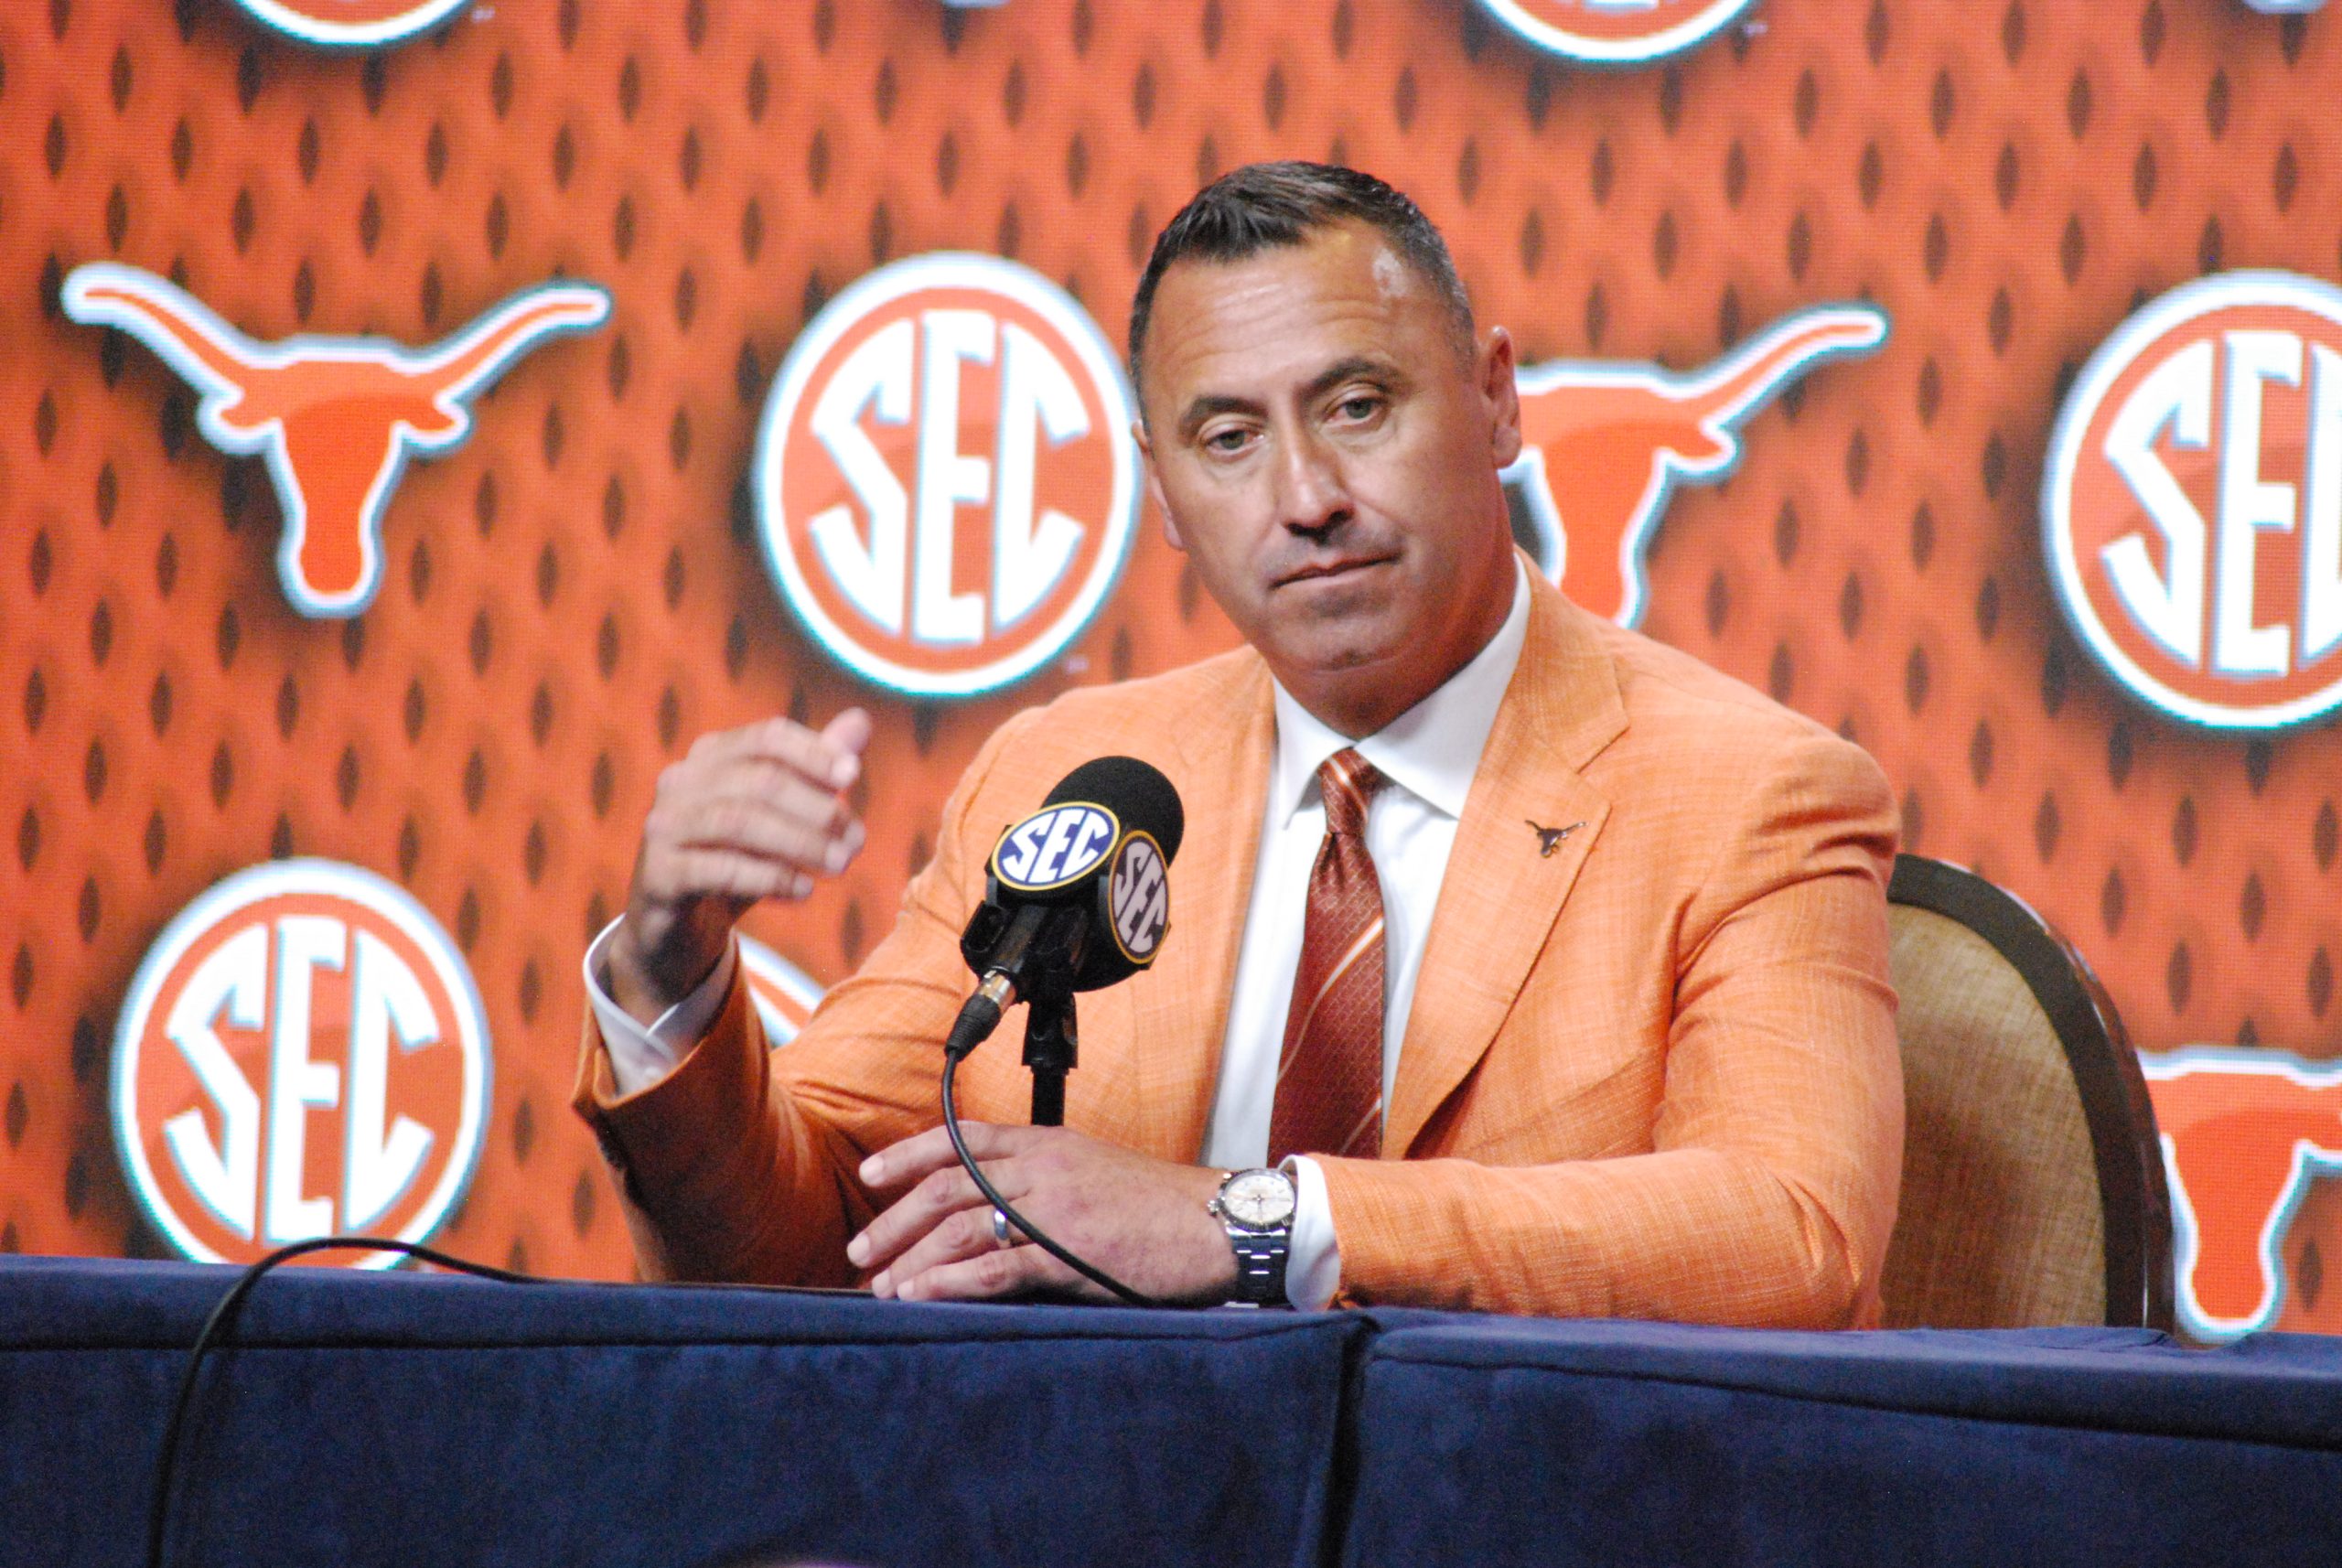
[570,709,1041,1285]
[1313,727,1905,1326]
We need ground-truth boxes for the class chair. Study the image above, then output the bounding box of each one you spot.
[1879,854,2175,1330]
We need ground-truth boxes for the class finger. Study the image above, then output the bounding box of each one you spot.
[895,1243,1075,1304]
[860,1121,1033,1195]
[820,708,875,785]
[850,1159,1007,1277]
[687,791,857,870]
[650,753,814,840]
[690,715,862,789]
[711,761,862,836]
[658,792,864,877]
[866,1196,1022,1297]
[659,771,865,877]
[638,847,814,907]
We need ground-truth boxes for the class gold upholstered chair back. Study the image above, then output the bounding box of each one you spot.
[1880,855,2174,1330]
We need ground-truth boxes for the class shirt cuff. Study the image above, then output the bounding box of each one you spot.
[581,917,741,1098]
[1281,1155,1342,1311]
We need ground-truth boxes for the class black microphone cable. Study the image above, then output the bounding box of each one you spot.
[932,753,1192,1311]
[145,1140,1179,1565]
[145,1100,1182,1568]
[145,1237,538,1568]
[938,1048,1169,1309]
[939,972,1176,1308]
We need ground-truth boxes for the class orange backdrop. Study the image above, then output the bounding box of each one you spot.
[3,0,2339,1330]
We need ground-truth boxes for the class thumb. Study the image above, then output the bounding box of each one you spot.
[820,708,875,784]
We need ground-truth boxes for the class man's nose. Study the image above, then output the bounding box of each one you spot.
[1273,429,1351,536]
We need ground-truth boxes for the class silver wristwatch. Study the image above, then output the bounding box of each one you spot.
[1209,1167,1296,1306]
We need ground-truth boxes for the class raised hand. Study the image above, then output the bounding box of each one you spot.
[603,709,873,1026]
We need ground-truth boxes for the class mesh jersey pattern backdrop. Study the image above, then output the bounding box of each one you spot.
[1,0,2337,1326]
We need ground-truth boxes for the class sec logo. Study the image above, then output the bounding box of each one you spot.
[992,803,1120,892]
[1477,0,1759,65]
[755,253,1141,697]
[2045,272,2342,730]
[1105,833,1169,964]
[227,0,468,48]
[111,861,489,1267]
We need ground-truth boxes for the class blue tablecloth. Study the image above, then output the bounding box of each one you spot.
[8,1255,2342,1568]
[1343,1317,2342,1568]
[0,1255,1364,1568]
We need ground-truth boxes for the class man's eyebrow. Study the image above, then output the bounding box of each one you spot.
[1175,358,1407,440]
[1300,356,1402,403]
[1176,393,1258,440]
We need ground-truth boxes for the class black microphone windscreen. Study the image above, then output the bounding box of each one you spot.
[1042,756,1185,864]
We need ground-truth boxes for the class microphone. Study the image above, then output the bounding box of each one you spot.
[943,757,1184,1062]
[932,757,1187,1308]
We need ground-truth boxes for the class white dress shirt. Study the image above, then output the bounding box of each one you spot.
[1200,559,1529,1307]
[582,560,1531,1310]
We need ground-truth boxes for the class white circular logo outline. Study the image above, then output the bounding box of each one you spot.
[1477,0,1761,66]
[754,252,1142,698]
[738,935,827,1047]
[230,0,469,48]
[2042,269,2342,732]
[111,858,492,1267]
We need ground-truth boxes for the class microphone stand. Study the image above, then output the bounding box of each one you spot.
[1013,918,1081,1127]
[1022,991,1077,1127]
[935,822,1168,1305]
[954,897,1087,1127]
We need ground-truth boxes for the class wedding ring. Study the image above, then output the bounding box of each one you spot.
[991,1207,1013,1249]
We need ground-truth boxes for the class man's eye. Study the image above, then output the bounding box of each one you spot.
[1203,428,1252,454]
[1336,394,1382,421]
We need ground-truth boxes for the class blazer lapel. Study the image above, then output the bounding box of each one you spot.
[1386,578,1629,1155]
[1123,655,1274,1160]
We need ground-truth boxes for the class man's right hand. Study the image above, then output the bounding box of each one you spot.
[602,709,874,1028]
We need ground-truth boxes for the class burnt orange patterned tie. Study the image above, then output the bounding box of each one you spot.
[1268,748,1390,1165]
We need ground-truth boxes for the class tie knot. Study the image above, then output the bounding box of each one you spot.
[1317,748,1386,837]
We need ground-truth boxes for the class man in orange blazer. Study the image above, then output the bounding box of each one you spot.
[575,164,1902,1324]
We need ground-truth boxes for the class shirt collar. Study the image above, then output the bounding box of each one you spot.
[1268,556,1531,825]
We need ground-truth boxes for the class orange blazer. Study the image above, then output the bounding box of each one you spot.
[575,571,1904,1326]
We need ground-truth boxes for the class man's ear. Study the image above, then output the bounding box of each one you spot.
[1133,418,1187,551]
[1482,326,1522,470]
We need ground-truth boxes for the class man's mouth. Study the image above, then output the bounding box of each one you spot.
[1273,554,1395,588]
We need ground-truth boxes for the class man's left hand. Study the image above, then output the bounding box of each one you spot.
[845,1122,1239,1305]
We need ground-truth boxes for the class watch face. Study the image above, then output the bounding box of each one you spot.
[1220,1169,1295,1230]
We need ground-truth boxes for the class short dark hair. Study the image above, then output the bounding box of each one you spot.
[1126,161,1476,395]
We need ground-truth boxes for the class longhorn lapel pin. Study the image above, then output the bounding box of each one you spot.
[1526,820,1586,858]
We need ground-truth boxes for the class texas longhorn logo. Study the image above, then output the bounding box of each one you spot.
[226,0,467,48]
[1506,305,1890,627]
[112,860,490,1268]
[2141,1049,2342,1341]
[2044,271,2342,730]
[756,253,1140,698]
[1477,0,1761,65]
[61,263,610,618]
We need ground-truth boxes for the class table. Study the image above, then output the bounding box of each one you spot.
[1344,1316,2342,1567]
[5,1256,2339,1568]
[0,1255,1362,1568]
